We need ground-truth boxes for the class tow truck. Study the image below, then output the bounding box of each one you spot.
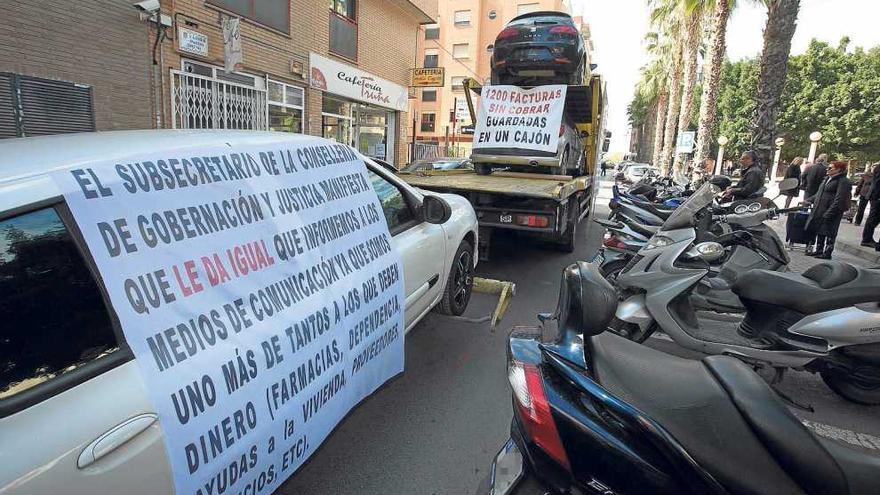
[398,75,608,259]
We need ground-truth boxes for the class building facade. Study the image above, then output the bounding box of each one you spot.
[1,0,436,168]
[411,0,578,152]
[0,0,154,138]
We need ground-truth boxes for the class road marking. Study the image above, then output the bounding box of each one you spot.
[801,420,880,450]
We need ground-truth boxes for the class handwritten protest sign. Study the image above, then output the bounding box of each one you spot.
[473,84,568,153]
[52,136,404,495]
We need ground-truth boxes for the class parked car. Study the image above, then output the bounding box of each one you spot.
[617,163,659,184]
[471,114,585,176]
[0,130,478,495]
[491,11,588,87]
[402,156,474,172]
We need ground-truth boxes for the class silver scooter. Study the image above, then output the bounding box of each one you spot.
[612,182,880,404]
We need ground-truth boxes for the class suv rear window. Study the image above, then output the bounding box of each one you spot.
[0,207,119,400]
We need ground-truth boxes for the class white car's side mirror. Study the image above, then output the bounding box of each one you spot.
[423,195,452,224]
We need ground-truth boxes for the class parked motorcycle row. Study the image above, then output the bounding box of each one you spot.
[481,173,880,495]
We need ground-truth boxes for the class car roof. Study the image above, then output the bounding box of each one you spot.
[0,130,346,212]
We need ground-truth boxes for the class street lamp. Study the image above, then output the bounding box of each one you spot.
[808,131,823,164]
[771,137,786,181]
[715,136,729,175]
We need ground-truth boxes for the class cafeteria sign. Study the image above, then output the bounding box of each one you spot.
[411,68,445,88]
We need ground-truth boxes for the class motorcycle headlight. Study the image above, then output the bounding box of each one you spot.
[695,241,725,262]
[644,235,674,250]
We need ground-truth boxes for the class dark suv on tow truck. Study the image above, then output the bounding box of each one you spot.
[490,11,588,87]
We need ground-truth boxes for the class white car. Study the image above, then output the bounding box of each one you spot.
[0,130,478,495]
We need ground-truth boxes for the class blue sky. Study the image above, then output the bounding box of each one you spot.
[573,0,880,154]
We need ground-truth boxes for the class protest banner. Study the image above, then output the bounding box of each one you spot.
[51,136,404,495]
[472,84,568,154]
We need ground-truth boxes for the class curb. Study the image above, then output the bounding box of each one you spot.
[836,240,880,265]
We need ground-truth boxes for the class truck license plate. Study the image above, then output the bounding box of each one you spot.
[500,214,513,223]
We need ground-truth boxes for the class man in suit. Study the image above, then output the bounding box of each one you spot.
[801,154,829,200]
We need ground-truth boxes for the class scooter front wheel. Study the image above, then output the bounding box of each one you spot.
[820,366,880,405]
[607,318,655,344]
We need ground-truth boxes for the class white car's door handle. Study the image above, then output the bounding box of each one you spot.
[77,413,158,469]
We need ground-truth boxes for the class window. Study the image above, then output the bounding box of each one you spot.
[330,0,356,19]
[516,3,540,15]
[424,24,439,40]
[172,61,268,130]
[367,171,416,234]
[452,43,469,59]
[420,112,436,132]
[454,10,471,26]
[421,90,437,102]
[0,73,95,139]
[0,208,119,402]
[329,0,357,60]
[268,80,304,133]
[208,0,290,33]
[451,76,465,90]
[423,49,439,68]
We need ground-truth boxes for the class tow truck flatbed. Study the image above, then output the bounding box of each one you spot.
[399,170,589,200]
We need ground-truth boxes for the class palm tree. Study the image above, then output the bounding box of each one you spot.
[750,0,801,169]
[649,0,686,175]
[639,33,673,167]
[693,0,733,167]
[671,6,705,173]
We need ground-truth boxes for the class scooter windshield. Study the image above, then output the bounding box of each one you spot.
[661,182,720,231]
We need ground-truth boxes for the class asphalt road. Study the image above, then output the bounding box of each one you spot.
[278,177,880,495]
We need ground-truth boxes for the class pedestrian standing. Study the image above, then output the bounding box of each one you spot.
[854,163,877,225]
[781,157,804,208]
[801,153,829,200]
[805,161,852,259]
[600,161,607,177]
[860,163,880,248]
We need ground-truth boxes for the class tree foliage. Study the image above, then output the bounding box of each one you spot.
[707,38,880,165]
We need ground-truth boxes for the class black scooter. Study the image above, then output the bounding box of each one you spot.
[479,262,880,495]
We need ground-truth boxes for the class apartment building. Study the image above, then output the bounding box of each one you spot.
[411,0,582,149]
[2,0,437,168]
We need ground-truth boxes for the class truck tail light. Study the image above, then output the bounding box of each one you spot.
[515,215,549,228]
[508,362,571,471]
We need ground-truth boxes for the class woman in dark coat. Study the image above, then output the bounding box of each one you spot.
[806,161,852,258]
[782,157,804,208]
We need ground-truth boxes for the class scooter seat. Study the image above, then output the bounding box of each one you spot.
[590,333,873,494]
[619,216,660,237]
[733,261,880,315]
[631,199,674,219]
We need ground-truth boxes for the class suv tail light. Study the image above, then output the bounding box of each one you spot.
[559,124,565,137]
[549,25,579,36]
[508,362,571,470]
[497,27,521,40]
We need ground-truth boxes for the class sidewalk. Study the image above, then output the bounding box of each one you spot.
[765,181,880,266]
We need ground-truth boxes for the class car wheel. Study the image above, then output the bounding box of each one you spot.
[437,240,474,316]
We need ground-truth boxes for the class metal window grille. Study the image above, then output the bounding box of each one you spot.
[170,69,267,130]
